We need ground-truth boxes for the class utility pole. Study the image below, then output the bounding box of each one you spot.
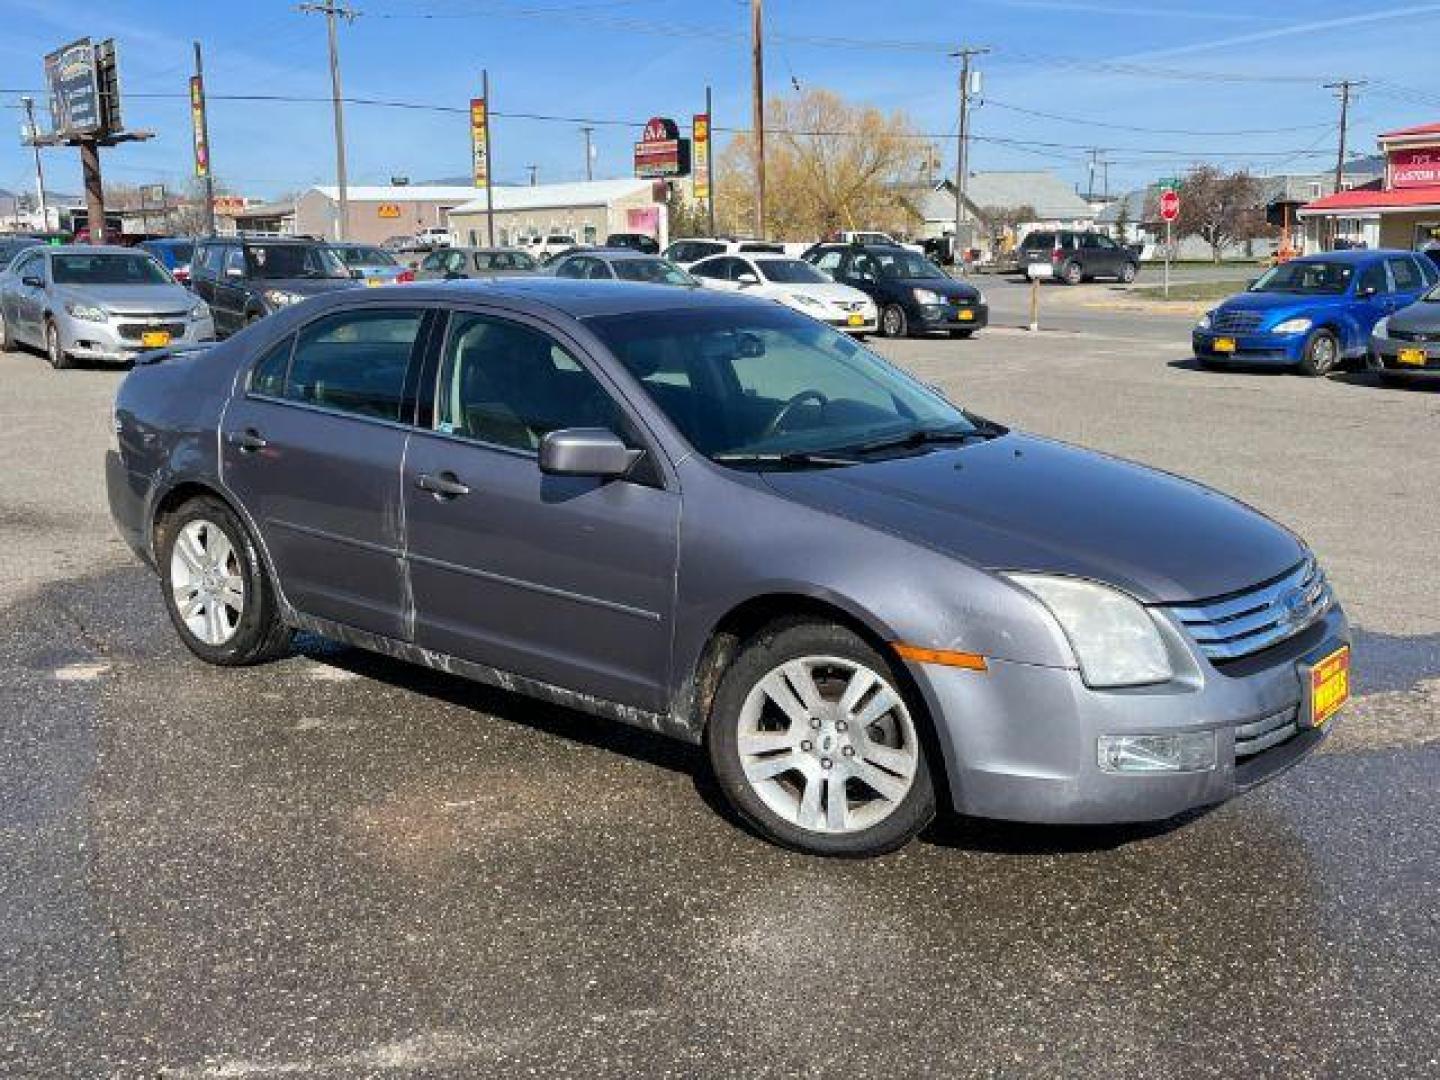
[581,126,594,182]
[526,164,538,186]
[1324,79,1364,195]
[950,46,990,269]
[192,42,216,236]
[751,0,765,239]
[705,84,716,237]
[300,1,356,241]
[20,96,48,232]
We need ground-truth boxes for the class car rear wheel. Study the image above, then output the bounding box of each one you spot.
[880,304,909,338]
[158,496,292,666]
[1298,329,1340,377]
[45,319,73,370]
[1062,261,1084,286]
[1118,262,1138,284]
[707,620,936,857]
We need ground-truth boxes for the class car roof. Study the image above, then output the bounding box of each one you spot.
[1293,248,1415,264]
[42,244,147,256]
[347,277,742,319]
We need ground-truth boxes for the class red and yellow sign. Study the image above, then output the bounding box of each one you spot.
[377,203,402,219]
[189,75,209,178]
[470,97,490,190]
[692,113,710,201]
[1308,645,1350,728]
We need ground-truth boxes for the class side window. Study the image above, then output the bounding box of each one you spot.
[848,254,878,281]
[285,308,424,421]
[554,258,586,279]
[444,251,467,274]
[734,260,759,282]
[420,251,444,272]
[249,334,295,397]
[1387,257,1422,292]
[1357,262,1388,296]
[223,247,246,277]
[814,250,843,274]
[1080,233,1100,249]
[585,259,614,280]
[691,259,725,280]
[435,314,624,452]
[1095,235,1118,250]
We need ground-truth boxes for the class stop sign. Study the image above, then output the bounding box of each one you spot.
[1160,189,1181,222]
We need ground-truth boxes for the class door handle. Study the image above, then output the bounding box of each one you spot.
[416,471,470,498]
[228,428,267,453]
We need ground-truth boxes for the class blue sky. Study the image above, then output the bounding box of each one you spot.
[3,0,1439,202]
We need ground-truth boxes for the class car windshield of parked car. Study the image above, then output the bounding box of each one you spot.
[1250,261,1354,295]
[586,306,977,465]
[334,245,397,267]
[757,259,828,285]
[610,258,695,285]
[246,244,348,280]
[874,251,947,281]
[51,253,171,286]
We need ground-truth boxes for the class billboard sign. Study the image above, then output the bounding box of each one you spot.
[470,98,490,190]
[190,75,210,177]
[44,38,102,137]
[692,113,710,200]
[1391,148,1440,190]
[634,116,690,179]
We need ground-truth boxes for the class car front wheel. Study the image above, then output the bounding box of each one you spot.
[880,303,910,338]
[1298,328,1340,377]
[1062,261,1084,285]
[707,619,936,857]
[45,319,73,370]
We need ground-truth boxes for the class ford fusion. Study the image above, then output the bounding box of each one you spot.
[106,280,1349,856]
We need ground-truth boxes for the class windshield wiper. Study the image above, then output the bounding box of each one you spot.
[850,424,998,456]
[711,450,859,469]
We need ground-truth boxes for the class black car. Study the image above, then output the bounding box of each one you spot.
[1018,230,1141,286]
[604,232,660,255]
[802,243,988,338]
[190,236,361,337]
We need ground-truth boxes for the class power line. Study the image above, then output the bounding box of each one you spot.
[984,99,1338,137]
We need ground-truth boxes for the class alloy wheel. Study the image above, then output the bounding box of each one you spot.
[1312,335,1338,374]
[736,655,919,835]
[169,518,245,646]
[882,305,906,337]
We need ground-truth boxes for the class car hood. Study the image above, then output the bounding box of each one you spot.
[258,277,363,296]
[781,282,874,304]
[761,433,1303,603]
[54,283,195,312]
[1214,290,1350,318]
[1388,297,1440,331]
[887,276,981,301]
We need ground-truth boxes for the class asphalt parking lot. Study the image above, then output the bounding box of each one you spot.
[2,285,1438,1078]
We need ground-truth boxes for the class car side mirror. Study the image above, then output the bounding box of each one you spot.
[737,273,760,286]
[21,274,43,288]
[538,428,643,479]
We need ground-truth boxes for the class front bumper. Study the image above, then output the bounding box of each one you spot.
[915,300,988,333]
[1192,328,1306,365]
[909,604,1348,824]
[1372,333,1440,376]
[61,314,216,363]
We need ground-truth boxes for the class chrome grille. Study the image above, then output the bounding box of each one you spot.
[117,322,187,342]
[1235,708,1298,758]
[1212,310,1263,334]
[1165,558,1333,662]
[1390,328,1439,343]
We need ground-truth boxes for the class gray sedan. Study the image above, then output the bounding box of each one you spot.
[1,244,214,369]
[105,280,1349,856]
[550,249,697,285]
[1371,282,1440,381]
[413,246,538,281]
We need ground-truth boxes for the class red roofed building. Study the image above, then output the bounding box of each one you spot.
[1299,123,1440,255]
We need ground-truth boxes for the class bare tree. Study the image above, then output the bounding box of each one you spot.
[1172,166,1273,263]
[716,88,928,239]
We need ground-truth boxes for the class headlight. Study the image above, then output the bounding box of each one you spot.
[1373,317,1390,339]
[262,289,304,308]
[189,301,210,321]
[65,301,108,322]
[1006,573,1173,688]
[913,288,943,305]
[1196,311,1213,330]
[1272,317,1313,334]
[790,293,825,309]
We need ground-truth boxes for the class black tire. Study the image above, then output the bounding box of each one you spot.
[880,303,910,338]
[45,319,73,370]
[0,307,15,352]
[157,495,292,667]
[1118,262,1138,284]
[1061,260,1084,286]
[706,619,937,858]
[1377,370,1408,388]
[1297,328,1340,377]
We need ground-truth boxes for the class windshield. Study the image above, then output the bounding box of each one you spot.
[51,253,171,286]
[586,306,976,464]
[0,241,38,271]
[1250,260,1354,295]
[333,245,396,267]
[245,243,348,280]
[874,251,947,281]
[611,258,695,285]
[759,259,828,284]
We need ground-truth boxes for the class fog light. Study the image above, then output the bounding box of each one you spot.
[1098,732,1215,774]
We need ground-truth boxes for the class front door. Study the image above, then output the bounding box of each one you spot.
[404,308,680,711]
[220,305,430,639]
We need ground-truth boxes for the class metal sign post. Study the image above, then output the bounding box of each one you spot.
[1165,219,1172,299]
[1159,187,1180,300]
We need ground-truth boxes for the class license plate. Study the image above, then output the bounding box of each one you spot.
[958,309,975,321]
[1213,337,1237,354]
[1398,347,1427,366]
[1306,645,1350,729]
[140,330,171,348]
[847,312,864,327]
[1027,263,1054,279]
[365,277,385,287]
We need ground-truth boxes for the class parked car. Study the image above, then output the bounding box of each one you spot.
[106,279,1349,856]
[190,236,360,338]
[0,244,213,368]
[329,243,408,286]
[802,243,987,338]
[535,234,579,261]
[604,232,660,255]
[414,227,453,249]
[139,238,196,286]
[413,246,539,281]
[1193,249,1438,376]
[835,230,924,254]
[1019,230,1141,285]
[549,250,696,286]
[662,238,731,268]
[690,252,876,334]
[1369,278,1440,383]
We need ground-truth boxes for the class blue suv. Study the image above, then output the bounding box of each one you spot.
[1193,249,1438,376]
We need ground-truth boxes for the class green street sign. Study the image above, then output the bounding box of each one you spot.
[1157,177,1181,192]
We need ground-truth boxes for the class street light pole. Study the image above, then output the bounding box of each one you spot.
[581,126,594,182]
[20,96,48,232]
[300,1,356,241]
[751,0,765,239]
[950,46,989,269]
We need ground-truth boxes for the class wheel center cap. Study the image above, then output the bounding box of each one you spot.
[820,733,835,753]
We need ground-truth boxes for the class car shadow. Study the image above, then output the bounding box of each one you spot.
[1165,356,1291,375]
[921,806,1215,855]
[1330,369,1440,392]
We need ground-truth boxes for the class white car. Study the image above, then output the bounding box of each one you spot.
[415,227,453,249]
[689,252,878,335]
[535,234,579,261]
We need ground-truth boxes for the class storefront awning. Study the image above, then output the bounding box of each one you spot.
[1298,187,1440,216]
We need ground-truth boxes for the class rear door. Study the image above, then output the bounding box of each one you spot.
[1385,256,1429,312]
[221,304,432,639]
[403,306,680,710]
